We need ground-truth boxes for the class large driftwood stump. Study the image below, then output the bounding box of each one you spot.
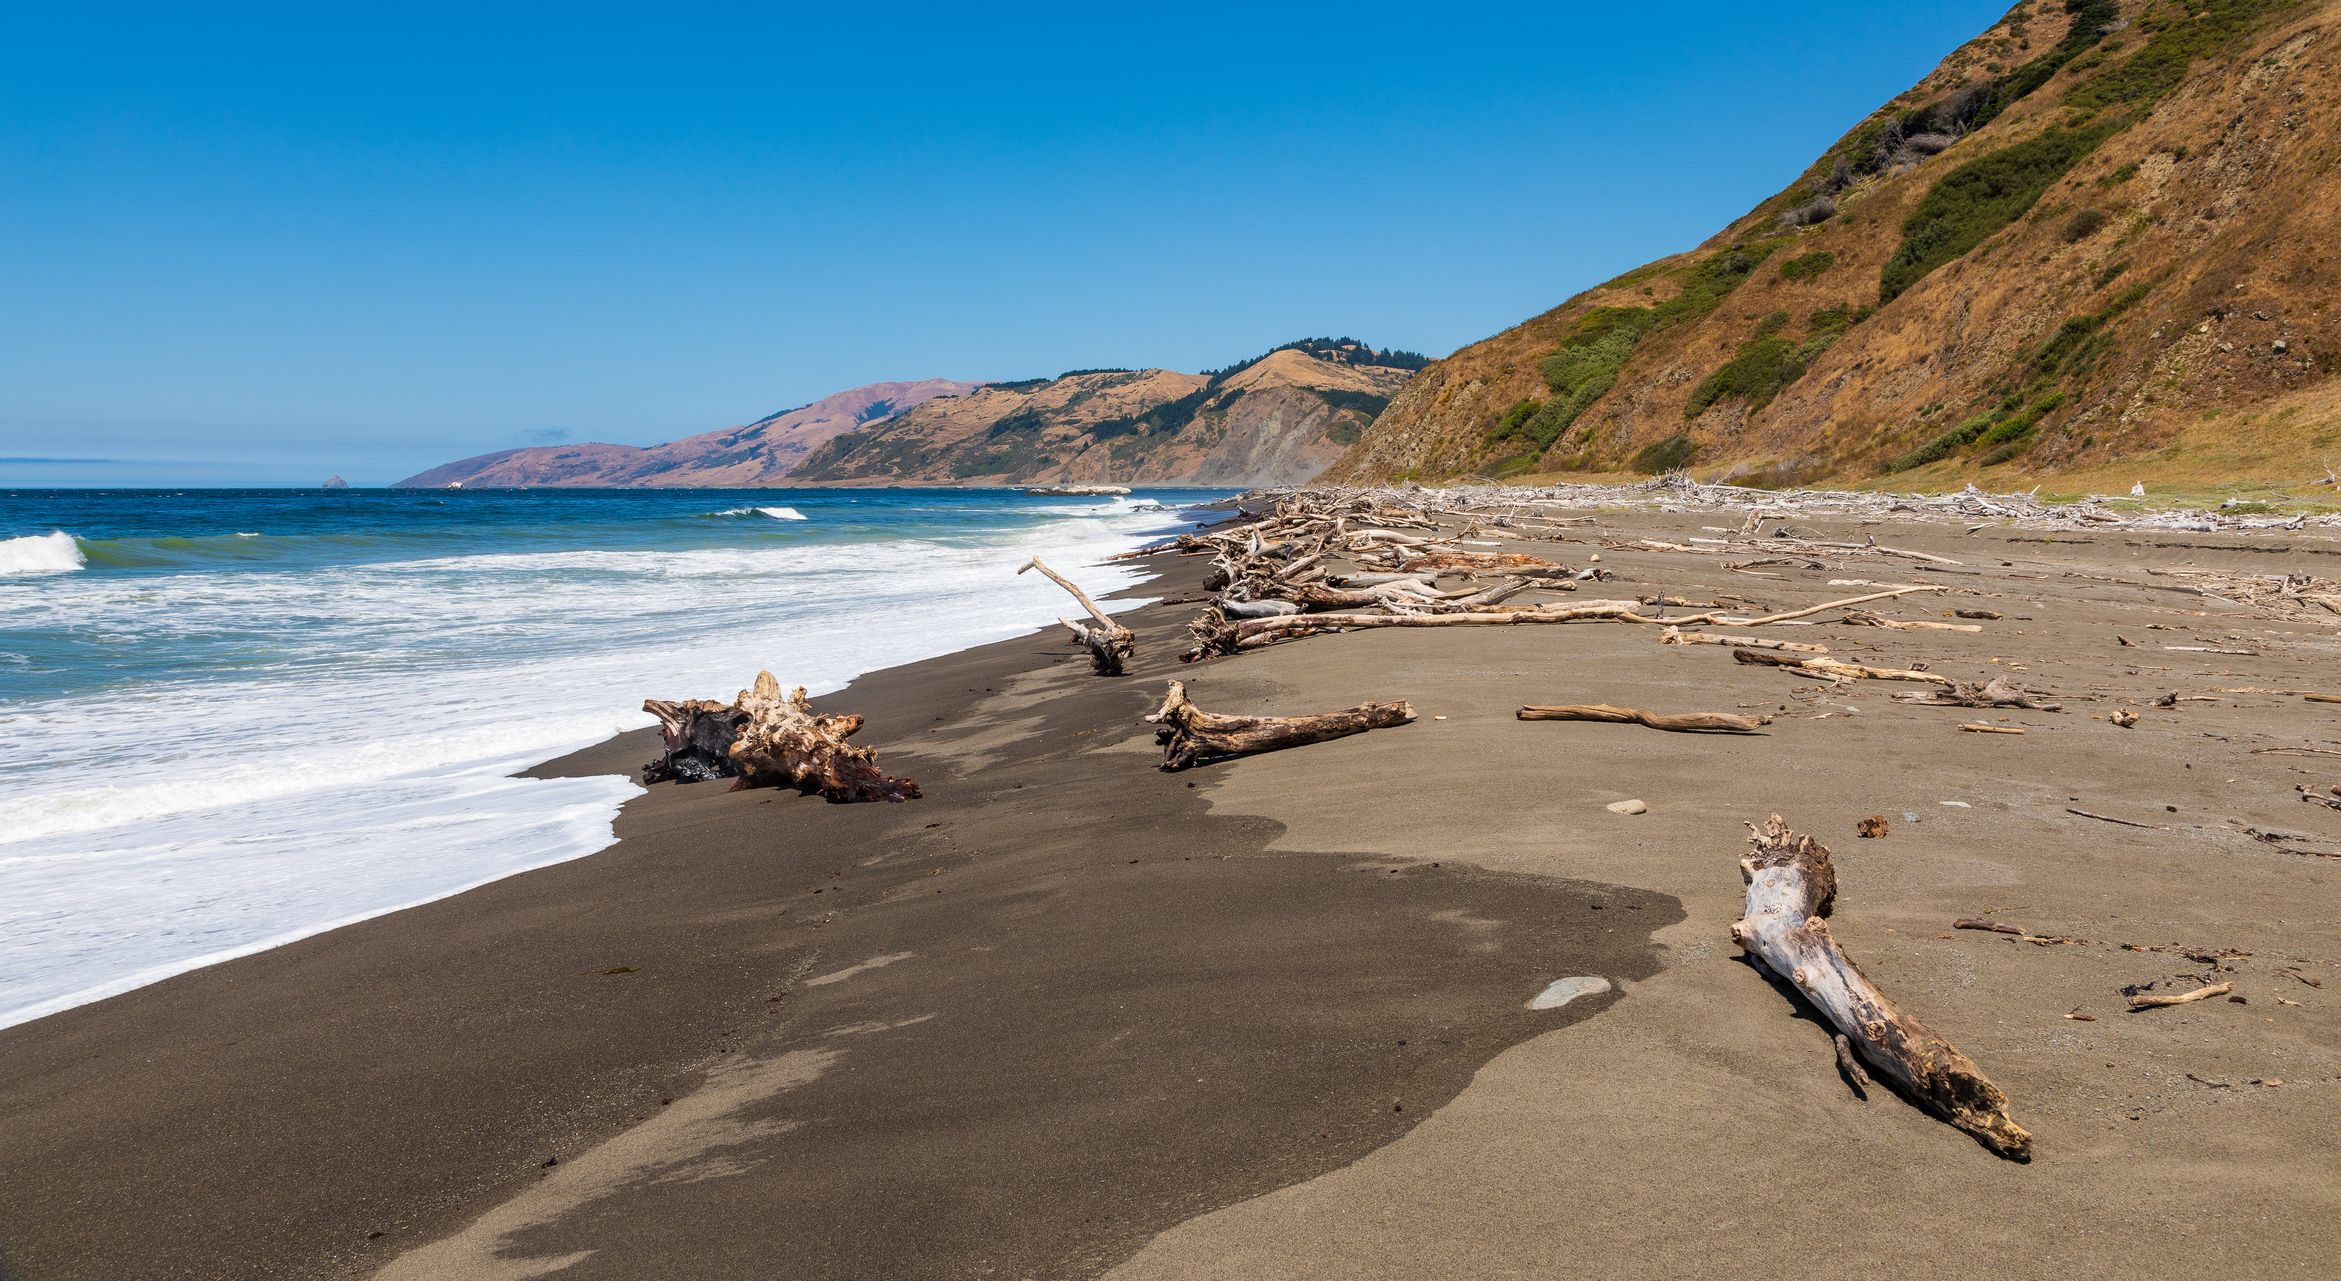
[1732,816,2032,1160]
[1144,679,1413,770]
[641,672,920,802]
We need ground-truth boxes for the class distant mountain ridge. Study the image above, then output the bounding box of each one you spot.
[395,379,981,488]
[788,339,1419,486]
[399,339,1422,488]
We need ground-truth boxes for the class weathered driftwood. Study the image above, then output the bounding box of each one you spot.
[1020,556,1135,675]
[1517,703,1771,734]
[1732,816,2032,1160]
[1660,627,1828,654]
[1144,679,1413,770]
[642,698,748,785]
[641,672,920,802]
[1731,649,1953,686]
[1892,677,2063,712]
[1841,609,1983,633]
[2127,981,2232,1010]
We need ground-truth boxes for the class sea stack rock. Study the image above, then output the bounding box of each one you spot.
[322,475,349,489]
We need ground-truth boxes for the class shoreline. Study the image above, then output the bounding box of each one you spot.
[4,489,2338,1279]
[0,491,1210,1033]
[0,538,1674,1281]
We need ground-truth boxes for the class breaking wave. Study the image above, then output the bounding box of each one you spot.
[711,505,808,521]
[0,532,86,576]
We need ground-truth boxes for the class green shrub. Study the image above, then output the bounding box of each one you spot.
[2034,280,2154,375]
[1631,433,1695,474]
[1980,440,2032,466]
[1808,303,1873,336]
[2098,160,2141,186]
[1487,398,1542,443]
[2061,208,2109,242]
[1886,414,1994,472]
[1687,303,1871,419]
[1881,122,2120,301]
[2094,259,2131,289]
[1687,337,1801,417]
[1780,251,1837,281]
[2066,0,2289,110]
[1501,245,1781,450]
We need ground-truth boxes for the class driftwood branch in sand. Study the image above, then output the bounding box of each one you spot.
[642,672,921,802]
[1144,679,1413,770]
[1660,627,1828,654]
[1732,816,2032,1160]
[1893,677,2063,712]
[1518,703,1771,734]
[1841,609,1983,633]
[2127,981,2233,1010]
[1021,556,1136,675]
[1731,649,1954,686]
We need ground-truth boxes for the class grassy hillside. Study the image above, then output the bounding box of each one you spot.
[1328,0,2340,490]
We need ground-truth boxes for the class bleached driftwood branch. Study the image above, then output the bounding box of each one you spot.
[1731,815,2032,1160]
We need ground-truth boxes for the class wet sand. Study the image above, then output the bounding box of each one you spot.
[4,502,2339,1280]
[0,549,1671,1281]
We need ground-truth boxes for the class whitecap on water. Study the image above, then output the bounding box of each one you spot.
[710,506,809,521]
[0,531,86,576]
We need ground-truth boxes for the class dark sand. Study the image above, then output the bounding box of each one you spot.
[0,550,1672,1281]
[5,502,2340,1280]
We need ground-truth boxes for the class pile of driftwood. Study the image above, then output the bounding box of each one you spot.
[642,672,920,802]
[1244,474,2339,535]
[1127,491,1985,666]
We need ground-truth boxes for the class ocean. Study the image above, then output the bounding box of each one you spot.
[0,486,1224,1029]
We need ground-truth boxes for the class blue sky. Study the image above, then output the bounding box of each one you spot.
[1,2,2009,486]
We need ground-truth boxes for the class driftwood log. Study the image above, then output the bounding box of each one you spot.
[1020,556,1135,675]
[1732,816,2032,1160]
[642,672,921,802]
[1893,677,2064,712]
[1732,649,1953,686]
[1145,679,1413,770]
[1518,703,1771,734]
[1660,627,1828,654]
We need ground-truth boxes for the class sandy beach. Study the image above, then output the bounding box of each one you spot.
[3,492,2338,1280]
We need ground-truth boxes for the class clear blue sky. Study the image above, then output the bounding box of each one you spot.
[1,2,2009,486]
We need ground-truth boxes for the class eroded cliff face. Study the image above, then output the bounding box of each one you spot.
[790,346,1414,486]
[396,379,980,488]
[1330,0,2339,490]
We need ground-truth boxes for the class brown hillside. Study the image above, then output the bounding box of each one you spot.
[1328,0,2340,490]
[790,343,1416,486]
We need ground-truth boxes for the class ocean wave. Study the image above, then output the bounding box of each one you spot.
[0,532,86,576]
[711,505,809,521]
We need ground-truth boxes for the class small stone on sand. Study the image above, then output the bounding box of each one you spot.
[1606,799,1647,815]
[1528,976,1613,1010]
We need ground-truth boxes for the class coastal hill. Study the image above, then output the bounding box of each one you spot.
[1327,0,2341,490]
[787,339,1424,487]
[395,379,981,488]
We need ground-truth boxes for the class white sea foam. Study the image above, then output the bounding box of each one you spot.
[0,501,1181,1028]
[711,505,808,520]
[0,531,85,576]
